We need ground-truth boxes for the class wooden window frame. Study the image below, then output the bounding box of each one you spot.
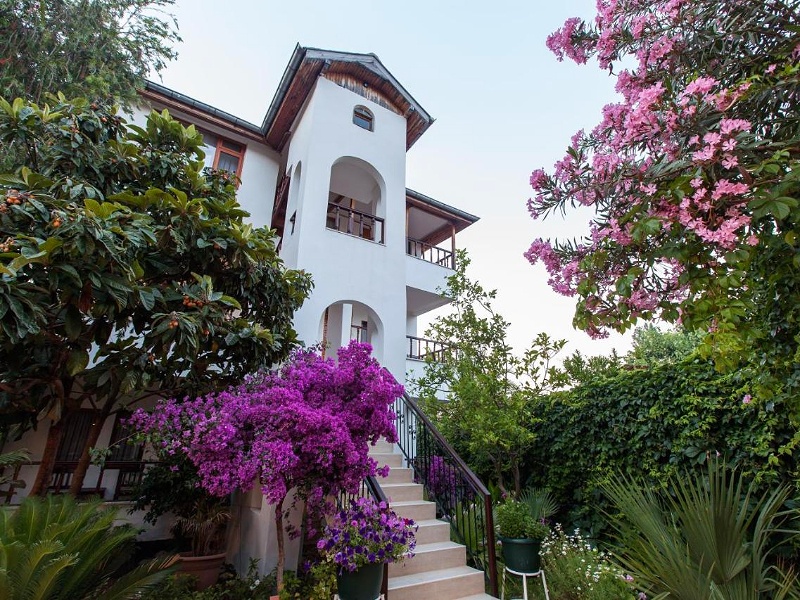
[353,106,374,132]
[211,136,246,180]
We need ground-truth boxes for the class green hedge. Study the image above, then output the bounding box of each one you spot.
[524,358,800,537]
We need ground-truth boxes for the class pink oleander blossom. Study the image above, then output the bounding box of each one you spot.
[529,0,787,341]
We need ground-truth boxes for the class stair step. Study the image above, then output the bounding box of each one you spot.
[381,482,423,502]
[387,565,485,600]
[370,452,403,468]
[378,467,413,484]
[389,500,436,521]
[389,541,466,577]
[413,519,451,545]
[371,440,395,453]
[456,595,497,599]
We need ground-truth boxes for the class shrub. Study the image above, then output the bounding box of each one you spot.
[0,494,175,599]
[524,358,799,537]
[603,461,799,599]
[532,524,636,600]
[140,561,277,599]
[496,499,549,540]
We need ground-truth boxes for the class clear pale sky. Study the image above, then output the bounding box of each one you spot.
[154,0,633,358]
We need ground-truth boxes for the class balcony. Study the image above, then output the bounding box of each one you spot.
[406,237,455,269]
[3,459,160,504]
[326,202,385,244]
[406,335,452,363]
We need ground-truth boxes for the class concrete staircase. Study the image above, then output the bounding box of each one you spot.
[371,440,495,600]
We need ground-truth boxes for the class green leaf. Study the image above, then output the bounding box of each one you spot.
[67,350,89,376]
[219,295,241,309]
[64,305,82,340]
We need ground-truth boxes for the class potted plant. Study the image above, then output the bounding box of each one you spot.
[317,497,417,600]
[130,458,231,590]
[173,496,231,589]
[496,499,550,573]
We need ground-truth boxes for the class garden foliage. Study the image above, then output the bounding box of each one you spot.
[130,341,402,590]
[0,96,311,494]
[531,524,637,600]
[603,461,799,598]
[526,0,800,403]
[0,0,179,108]
[0,494,175,599]
[524,358,799,536]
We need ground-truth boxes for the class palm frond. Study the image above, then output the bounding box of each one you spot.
[519,487,558,521]
[602,460,800,600]
[94,555,178,600]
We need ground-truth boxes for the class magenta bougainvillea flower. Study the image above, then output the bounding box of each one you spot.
[129,341,403,522]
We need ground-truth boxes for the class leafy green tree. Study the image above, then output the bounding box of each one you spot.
[526,1,800,408]
[413,251,567,495]
[625,324,702,368]
[0,494,176,599]
[0,96,312,495]
[561,348,623,385]
[0,0,179,107]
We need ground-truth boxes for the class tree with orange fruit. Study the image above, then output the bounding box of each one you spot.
[0,96,312,495]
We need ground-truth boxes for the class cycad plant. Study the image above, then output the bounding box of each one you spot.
[0,494,175,599]
[603,460,799,600]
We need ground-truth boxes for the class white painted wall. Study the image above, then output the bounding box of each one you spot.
[280,77,410,380]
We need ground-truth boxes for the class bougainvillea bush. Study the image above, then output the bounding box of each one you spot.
[317,497,417,573]
[526,0,800,401]
[130,341,403,590]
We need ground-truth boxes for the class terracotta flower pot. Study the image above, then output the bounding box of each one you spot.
[178,552,226,590]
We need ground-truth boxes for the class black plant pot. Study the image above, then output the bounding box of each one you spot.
[336,562,384,600]
[500,537,541,573]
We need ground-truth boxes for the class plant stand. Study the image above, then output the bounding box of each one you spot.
[501,565,549,600]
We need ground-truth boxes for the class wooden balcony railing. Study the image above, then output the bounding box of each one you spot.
[351,324,368,343]
[3,460,159,504]
[407,335,452,363]
[406,237,455,269]
[326,203,385,244]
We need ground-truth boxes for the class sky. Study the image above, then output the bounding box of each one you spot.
[153,0,634,359]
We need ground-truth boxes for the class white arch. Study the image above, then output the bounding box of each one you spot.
[328,156,386,219]
[318,299,385,363]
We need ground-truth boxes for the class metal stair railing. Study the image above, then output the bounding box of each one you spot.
[391,392,499,596]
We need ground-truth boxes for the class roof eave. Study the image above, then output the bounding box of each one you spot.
[406,188,480,224]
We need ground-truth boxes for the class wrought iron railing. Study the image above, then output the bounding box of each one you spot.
[406,335,452,363]
[326,203,385,244]
[406,237,455,269]
[391,392,498,596]
[335,474,390,598]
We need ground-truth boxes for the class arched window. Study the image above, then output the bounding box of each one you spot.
[353,106,374,131]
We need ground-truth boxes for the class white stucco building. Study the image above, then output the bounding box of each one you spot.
[137,46,478,383]
[1,45,478,577]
